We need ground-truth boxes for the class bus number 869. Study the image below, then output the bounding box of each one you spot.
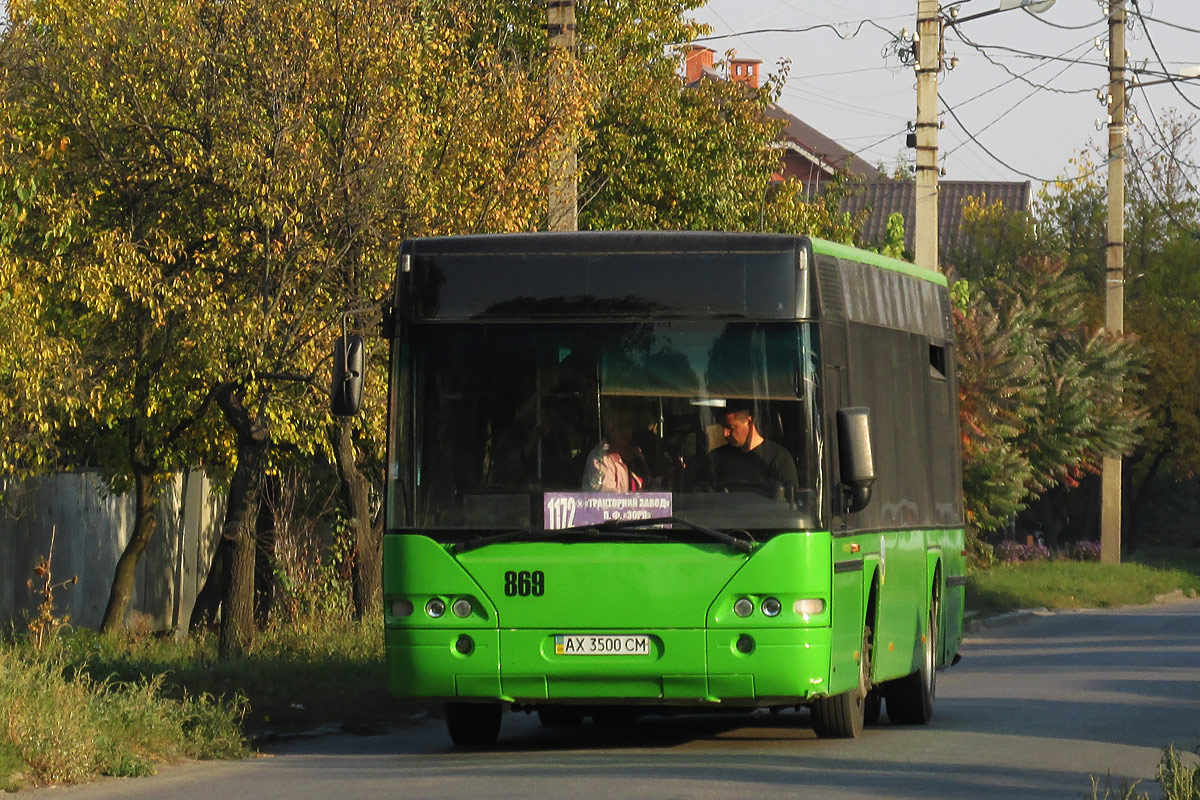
[504,570,544,597]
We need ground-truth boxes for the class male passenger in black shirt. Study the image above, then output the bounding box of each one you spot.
[710,402,799,500]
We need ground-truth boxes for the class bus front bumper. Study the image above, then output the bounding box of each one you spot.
[385,626,834,705]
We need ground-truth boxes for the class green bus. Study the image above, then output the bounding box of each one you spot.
[336,231,965,745]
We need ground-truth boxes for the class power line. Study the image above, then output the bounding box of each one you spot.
[941,95,1108,183]
[1129,0,1200,114]
[1016,7,1108,31]
[949,36,1098,108]
[1135,12,1200,36]
[688,18,902,46]
[944,42,1090,160]
[947,29,1104,95]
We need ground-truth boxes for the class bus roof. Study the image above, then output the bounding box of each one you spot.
[809,237,947,287]
[398,231,948,326]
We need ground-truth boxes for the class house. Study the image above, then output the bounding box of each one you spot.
[683,46,1032,257]
[685,46,880,185]
[839,180,1033,258]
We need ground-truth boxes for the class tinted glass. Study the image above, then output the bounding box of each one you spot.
[396,322,822,535]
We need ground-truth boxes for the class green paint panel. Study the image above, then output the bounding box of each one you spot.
[707,674,755,700]
[706,626,832,700]
[458,542,747,629]
[382,529,964,704]
[809,237,948,285]
[386,627,500,698]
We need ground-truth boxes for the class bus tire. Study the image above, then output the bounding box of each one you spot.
[445,702,502,746]
[885,595,937,725]
[811,625,871,738]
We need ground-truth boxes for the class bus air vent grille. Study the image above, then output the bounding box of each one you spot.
[816,258,846,323]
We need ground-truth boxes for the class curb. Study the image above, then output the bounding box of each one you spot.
[964,607,1050,635]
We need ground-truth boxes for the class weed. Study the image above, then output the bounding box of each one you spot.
[0,641,247,787]
[1088,745,1200,800]
[25,526,78,649]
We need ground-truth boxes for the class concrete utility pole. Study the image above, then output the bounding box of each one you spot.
[547,0,578,232]
[914,0,942,273]
[1101,0,1126,565]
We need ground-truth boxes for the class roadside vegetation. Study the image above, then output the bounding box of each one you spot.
[1089,744,1200,800]
[966,546,1200,617]
[0,636,247,790]
[0,607,400,789]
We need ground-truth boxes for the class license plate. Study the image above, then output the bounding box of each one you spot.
[554,634,651,656]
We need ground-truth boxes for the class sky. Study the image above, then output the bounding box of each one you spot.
[688,0,1200,188]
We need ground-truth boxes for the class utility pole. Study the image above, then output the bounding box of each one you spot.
[1101,0,1126,565]
[547,0,578,232]
[914,0,942,273]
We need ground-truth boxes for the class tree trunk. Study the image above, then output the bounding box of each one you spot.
[189,538,227,632]
[330,417,381,618]
[100,468,162,633]
[216,383,272,659]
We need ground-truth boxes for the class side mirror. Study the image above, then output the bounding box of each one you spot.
[331,334,365,416]
[837,406,875,514]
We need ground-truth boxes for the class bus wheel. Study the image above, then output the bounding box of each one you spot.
[885,595,937,725]
[445,702,502,746]
[811,626,871,738]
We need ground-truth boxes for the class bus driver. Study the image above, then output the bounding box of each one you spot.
[710,402,799,500]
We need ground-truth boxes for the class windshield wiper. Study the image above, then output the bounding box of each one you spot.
[449,515,755,555]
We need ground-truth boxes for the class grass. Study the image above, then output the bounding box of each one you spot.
[0,606,403,788]
[967,547,1200,617]
[1089,744,1200,800]
[57,615,407,736]
[0,637,248,788]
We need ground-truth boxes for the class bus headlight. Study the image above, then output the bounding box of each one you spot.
[761,597,782,617]
[793,598,826,616]
[391,599,414,618]
[451,598,473,618]
[733,597,754,617]
[426,598,446,618]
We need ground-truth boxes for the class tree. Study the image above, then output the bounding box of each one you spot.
[1,0,230,632]
[949,199,1144,539]
[1121,110,1200,546]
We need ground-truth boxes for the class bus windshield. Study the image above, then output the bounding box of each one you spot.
[395,321,823,534]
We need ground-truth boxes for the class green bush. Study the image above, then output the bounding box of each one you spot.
[0,639,247,786]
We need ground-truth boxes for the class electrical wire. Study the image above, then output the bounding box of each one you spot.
[944,44,1090,160]
[941,96,1109,183]
[1129,0,1200,114]
[688,18,902,46]
[1016,7,1107,31]
[949,36,1098,108]
[1134,12,1200,36]
[947,28,1105,95]
[1131,86,1200,187]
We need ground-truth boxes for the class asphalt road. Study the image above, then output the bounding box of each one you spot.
[55,600,1200,800]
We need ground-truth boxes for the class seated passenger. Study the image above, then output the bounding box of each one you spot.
[710,402,799,499]
[582,404,649,493]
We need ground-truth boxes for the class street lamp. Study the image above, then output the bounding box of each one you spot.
[1130,65,1200,88]
[946,0,1056,26]
[911,0,1057,273]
